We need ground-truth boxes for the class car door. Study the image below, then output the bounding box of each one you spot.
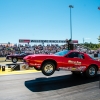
[71,53,87,71]
[62,52,79,67]
[63,52,87,71]
[63,52,85,65]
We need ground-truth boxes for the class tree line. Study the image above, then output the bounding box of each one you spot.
[80,35,100,50]
[83,42,100,50]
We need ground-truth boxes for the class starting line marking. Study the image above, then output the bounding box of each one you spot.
[0,62,40,76]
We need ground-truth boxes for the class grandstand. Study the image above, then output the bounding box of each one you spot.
[0,39,99,57]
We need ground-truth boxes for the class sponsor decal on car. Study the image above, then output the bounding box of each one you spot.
[77,66,86,71]
[68,60,73,64]
[68,60,81,65]
[59,67,77,71]
[59,67,70,71]
[59,66,86,71]
[34,60,42,63]
[71,67,77,70]
[34,63,41,66]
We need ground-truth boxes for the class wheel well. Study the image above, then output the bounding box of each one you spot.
[41,59,57,69]
[12,57,17,59]
[89,64,98,71]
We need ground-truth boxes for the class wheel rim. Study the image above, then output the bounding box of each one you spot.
[89,67,96,76]
[44,64,54,74]
[13,58,17,62]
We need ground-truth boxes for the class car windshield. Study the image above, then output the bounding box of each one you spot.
[54,50,70,56]
[88,54,96,60]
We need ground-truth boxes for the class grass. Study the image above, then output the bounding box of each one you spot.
[0,57,7,62]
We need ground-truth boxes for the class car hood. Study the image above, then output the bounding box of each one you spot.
[23,54,60,59]
[32,54,55,56]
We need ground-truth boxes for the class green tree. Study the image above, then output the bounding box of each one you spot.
[97,35,100,43]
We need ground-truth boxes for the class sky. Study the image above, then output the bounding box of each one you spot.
[0,0,100,44]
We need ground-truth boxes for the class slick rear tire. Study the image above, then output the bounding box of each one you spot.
[85,65,97,78]
[41,62,55,76]
[12,58,18,63]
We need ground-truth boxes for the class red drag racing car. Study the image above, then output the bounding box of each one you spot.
[23,50,100,77]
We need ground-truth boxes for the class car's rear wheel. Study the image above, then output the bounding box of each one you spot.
[12,58,18,63]
[85,65,97,78]
[41,62,55,76]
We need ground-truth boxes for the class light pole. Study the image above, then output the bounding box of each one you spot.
[83,38,91,43]
[69,5,74,40]
[83,38,84,44]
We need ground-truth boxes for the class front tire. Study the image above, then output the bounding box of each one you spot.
[85,65,97,78]
[41,62,56,76]
[12,58,18,63]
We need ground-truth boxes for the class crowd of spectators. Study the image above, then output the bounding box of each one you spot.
[0,44,66,57]
[0,43,100,57]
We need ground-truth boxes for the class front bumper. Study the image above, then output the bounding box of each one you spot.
[23,59,41,69]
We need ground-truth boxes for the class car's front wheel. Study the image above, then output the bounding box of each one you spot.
[12,58,18,63]
[41,62,56,76]
[85,65,97,78]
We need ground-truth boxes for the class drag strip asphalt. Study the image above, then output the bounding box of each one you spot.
[0,71,100,100]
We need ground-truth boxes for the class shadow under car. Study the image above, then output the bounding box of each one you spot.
[24,74,100,92]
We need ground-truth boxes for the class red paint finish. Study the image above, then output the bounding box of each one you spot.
[23,50,100,72]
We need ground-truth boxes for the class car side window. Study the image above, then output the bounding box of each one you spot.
[67,52,85,59]
[78,54,85,59]
[67,52,79,58]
